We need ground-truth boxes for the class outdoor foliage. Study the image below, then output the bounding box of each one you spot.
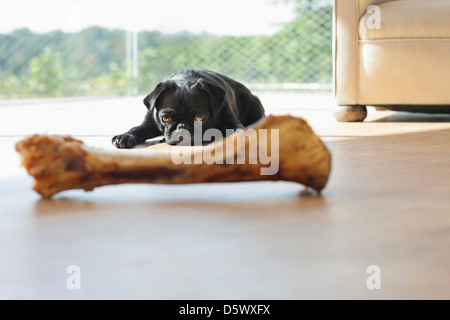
[0,0,332,99]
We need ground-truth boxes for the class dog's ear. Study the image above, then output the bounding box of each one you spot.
[143,82,173,111]
[192,78,226,117]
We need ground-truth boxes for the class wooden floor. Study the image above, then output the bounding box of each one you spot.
[1,93,449,299]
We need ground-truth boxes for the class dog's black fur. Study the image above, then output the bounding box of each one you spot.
[112,69,265,148]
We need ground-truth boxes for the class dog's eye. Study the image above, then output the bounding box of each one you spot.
[194,113,206,122]
[161,114,172,123]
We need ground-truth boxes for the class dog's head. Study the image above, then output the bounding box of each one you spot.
[143,76,226,145]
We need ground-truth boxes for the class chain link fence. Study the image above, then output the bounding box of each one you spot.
[137,0,332,92]
[0,0,332,99]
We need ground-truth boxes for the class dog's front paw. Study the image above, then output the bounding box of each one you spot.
[112,134,137,149]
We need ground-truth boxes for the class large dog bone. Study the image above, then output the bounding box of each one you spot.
[15,115,331,198]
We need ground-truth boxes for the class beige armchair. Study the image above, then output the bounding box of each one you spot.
[333,0,450,121]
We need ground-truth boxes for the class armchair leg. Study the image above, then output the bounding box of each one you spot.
[334,105,367,122]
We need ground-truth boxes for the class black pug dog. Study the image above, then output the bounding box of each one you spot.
[112,69,265,148]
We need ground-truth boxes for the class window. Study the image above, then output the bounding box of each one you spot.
[0,0,332,99]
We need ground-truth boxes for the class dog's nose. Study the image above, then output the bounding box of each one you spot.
[177,123,186,130]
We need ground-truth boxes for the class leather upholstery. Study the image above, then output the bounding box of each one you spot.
[334,0,450,106]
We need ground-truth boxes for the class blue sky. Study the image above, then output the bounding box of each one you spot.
[0,0,296,35]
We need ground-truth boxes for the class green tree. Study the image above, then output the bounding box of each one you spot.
[0,0,333,99]
[137,0,332,88]
[27,47,65,97]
